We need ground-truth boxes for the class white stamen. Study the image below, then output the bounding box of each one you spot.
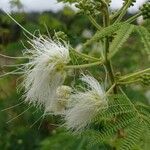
[22,35,70,112]
[64,75,108,132]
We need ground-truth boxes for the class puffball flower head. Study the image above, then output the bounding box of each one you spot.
[64,75,108,132]
[22,35,70,111]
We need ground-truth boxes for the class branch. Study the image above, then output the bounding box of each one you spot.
[65,61,104,69]
[115,1,133,23]
[88,15,102,30]
[70,48,100,61]
[119,68,150,82]
[125,12,142,23]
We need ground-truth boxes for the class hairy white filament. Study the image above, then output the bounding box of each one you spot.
[64,75,107,132]
[22,35,70,112]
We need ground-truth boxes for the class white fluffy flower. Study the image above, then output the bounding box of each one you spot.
[64,75,107,131]
[22,35,70,111]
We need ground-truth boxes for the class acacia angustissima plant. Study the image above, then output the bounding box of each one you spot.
[1,0,150,149]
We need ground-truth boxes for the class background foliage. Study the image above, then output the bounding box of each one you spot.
[0,2,150,150]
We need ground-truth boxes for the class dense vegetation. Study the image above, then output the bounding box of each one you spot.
[0,0,150,149]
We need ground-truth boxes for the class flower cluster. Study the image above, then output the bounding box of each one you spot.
[140,2,150,20]
[75,0,112,15]
[75,0,100,15]
[64,75,108,131]
[22,35,70,113]
[22,35,107,132]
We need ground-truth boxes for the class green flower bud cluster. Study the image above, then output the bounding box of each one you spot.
[54,31,68,41]
[140,2,150,20]
[75,0,100,15]
[123,0,136,7]
[75,0,112,15]
[140,73,150,86]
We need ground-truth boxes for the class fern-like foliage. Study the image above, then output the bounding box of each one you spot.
[108,24,134,58]
[83,23,123,47]
[135,102,150,130]
[94,95,136,121]
[136,26,150,60]
[83,94,150,150]
[117,121,144,150]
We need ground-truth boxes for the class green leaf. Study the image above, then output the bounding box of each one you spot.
[83,23,123,47]
[94,95,136,122]
[86,93,150,148]
[118,122,144,150]
[108,24,134,58]
[86,113,137,146]
[136,26,150,59]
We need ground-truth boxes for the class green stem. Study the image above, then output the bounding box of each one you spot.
[118,79,141,85]
[103,5,117,93]
[4,11,36,38]
[88,15,102,30]
[115,1,132,23]
[119,68,150,81]
[0,53,28,59]
[119,87,141,117]
[70,48,100,61]
[104,38,115,85]
[125,12,142,23]
[106,83,116,95]
[110,2,128,21]
[65,61,103,69]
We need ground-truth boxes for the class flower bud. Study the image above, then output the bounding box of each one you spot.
[54,31,68,41]
[140,2,150,20]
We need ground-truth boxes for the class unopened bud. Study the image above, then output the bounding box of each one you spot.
[140,2,150,20]
[54,31,68,41]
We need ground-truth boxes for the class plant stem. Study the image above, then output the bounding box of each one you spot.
[65,61,103,69]
[118,79,141,85]
[70,47,100,61]
[110,4,127,21]
[4,10,36,38]
[125,12,142,23]
[88,15,102,30]
[103,5,117,93]
[0,72,24,78]
[104,38,115,85]
[115,1,132,23]
[106,83,116,95]
[119,87,141,117]
[119,68,150,81]
[0,53,28,59]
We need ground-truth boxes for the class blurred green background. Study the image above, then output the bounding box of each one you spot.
[0,1,150,150]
